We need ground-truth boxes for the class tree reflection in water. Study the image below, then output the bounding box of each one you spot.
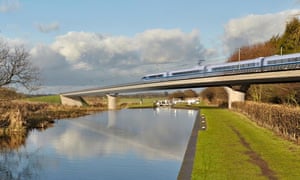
[0,131,42,180]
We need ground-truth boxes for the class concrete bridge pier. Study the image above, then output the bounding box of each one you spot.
[224,87,245,109]
[60,95,84,106]
[106,94,118,110]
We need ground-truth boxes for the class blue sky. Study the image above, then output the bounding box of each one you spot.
[2,1,296,43]
[1,0,300,93]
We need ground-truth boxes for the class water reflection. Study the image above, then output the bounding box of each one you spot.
[48,109,194,161]
[0,131,42,180]
[0,131,27,150]
[0,108,196,180]
[154,108,196,118]
[107,110,116,128]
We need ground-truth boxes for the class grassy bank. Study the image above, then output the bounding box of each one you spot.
[192,107,300,179]
[24,95,61,104]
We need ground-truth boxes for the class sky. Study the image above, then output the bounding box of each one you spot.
[1,0,300,94]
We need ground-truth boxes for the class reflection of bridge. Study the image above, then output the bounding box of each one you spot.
[61,70,300,109]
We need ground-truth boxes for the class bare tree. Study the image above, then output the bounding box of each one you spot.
[0,42,40,90]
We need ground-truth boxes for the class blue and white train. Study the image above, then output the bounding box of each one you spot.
[141,53,300,80]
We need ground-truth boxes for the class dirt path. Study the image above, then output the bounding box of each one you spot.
[230,126,278,180]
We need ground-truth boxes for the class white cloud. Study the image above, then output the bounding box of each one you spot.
[222,9,300,54]
[28,29,207,91]
[0,36,28,47]
[136,29,204,63]
[36,22,60,33]
[50,30,205,67]
[30,44,68,70]
[51,32,109,64]
[72,62,92,70]
[0,0,20,13]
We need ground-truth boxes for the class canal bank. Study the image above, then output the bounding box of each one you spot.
[0,100,104,132]
[177,110,205,179]
[177,110,204,180]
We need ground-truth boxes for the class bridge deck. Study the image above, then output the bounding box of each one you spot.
[61,70,300,97]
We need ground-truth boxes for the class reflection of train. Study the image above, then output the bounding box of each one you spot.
[142,53,300,80]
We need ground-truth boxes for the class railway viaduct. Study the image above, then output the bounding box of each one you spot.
[60,69,300,109]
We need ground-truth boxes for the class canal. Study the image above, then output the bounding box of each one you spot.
[0,108,196,180]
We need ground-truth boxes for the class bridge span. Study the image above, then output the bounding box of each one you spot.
[60,69,300,109]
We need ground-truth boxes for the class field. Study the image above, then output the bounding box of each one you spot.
[24,95,61,104]
[192,107,300,179]
[121,97,162,108]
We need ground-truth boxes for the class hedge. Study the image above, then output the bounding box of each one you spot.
[232,101,300,143]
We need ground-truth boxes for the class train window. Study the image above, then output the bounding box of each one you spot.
[172,70,201,76]
[269,60,279,64]
[148,74,164,78]
[288,57,300,62]
[213,67,221,71]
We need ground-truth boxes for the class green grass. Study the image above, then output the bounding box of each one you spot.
[24,95,61,104]
[119,97,161,108]
[192,107,300,179]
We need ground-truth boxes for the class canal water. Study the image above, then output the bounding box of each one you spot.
[0,108,196,180]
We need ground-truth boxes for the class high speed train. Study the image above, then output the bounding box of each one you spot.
[141,53,300,80]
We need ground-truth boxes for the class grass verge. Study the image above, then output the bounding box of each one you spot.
[24,95,61,104]
[192,107,300,179]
